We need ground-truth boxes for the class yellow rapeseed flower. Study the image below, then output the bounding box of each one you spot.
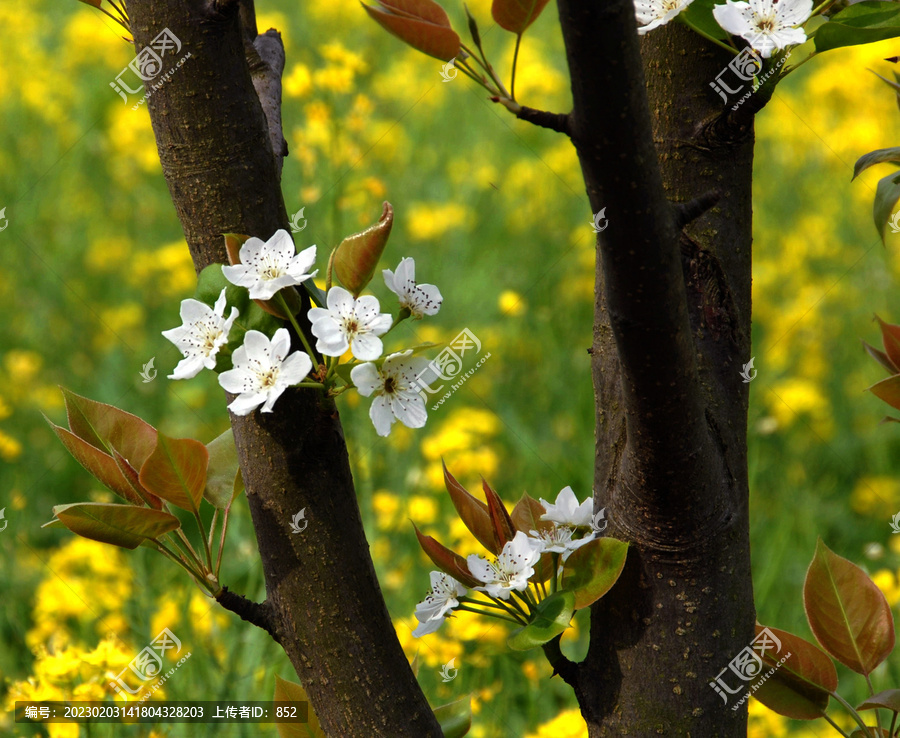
[373,490,402,531]
[525,708,588,738]
[499,290,526,317]
[406,202,473,241]
[284,63,313,98]
[851,475,900,519]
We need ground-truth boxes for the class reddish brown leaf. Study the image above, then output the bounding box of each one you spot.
[53,502,180,550]
[858,688,900,711]
[49,421,143,506]
[483,479,516,548]
[749,624,837,720]
[333,201,394,296]
[363,4,460,61]
[61,387,157,470]
[868,373,900,412]
[414,525,481,588]
[378,0,452,26]
[443,461,499,554]
[804,539,895,675]
[491,0,552,34]
[111,449,163,510]
[139,433,209,513]
[510,493,552,535]
[863,339,899,375]
[876,315,900,372]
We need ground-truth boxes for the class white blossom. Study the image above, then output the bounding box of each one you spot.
[412,571,468,637]
[162,289,238,379]
[308,286,392,361]
[382,257,443,318]
[351,351,431,436]
[713,0,811,58]
[218,328,312,415]
[539,486,594,528]
[222,229,317,301]
[634,0,695,35]
[466,531,543,600]
[529,526,596,561]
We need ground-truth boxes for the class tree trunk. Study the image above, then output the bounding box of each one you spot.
[125,1,441,734]
[552,2,757,734]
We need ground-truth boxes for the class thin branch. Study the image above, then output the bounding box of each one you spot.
[515,106,572,135]
[542,635,580,689]
[216,586,281,643]
[673,189,721,229]
[246,29,288,177]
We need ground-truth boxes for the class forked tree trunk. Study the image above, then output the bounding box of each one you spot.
[125,1,441,734]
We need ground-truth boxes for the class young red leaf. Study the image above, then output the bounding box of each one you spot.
[491,0,552,34]
[60,387,158,470]
[139,433,209,513]
[869,373,900,411]
[804,538,895,675]
[483,479,516,548]
[858,688,900,711]
[52,502,180,550]
[510,492,552,535]
[849,730,891,737]
[363,2,461,61]
[560,537,629,610]
[863,339,900,375]
[332,202,394,296]
[48,420,144,506]
[749,624,837,720]
[111,449,163,509]
[876,315,900,371]
[443,461,500,554]
[413,525,481,588]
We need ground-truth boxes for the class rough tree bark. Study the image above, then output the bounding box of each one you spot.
[125,1,441,734]
[540,1,757,734]
[125,0,763,732]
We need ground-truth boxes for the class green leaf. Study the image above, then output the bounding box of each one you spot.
[52,503,180,550]
[204,430,241,508]
[561,537,629,610]
[804,538,895,675]
[853,147,900,180]
[868,372,900,411]
[433,695,472,738]
[491,0,552,34]
[274,674,322,738]
[302,280,327,308]
[139,433,209,513]
[750,624,837,720]
[508,590,575,651]
[858,688,900,711]
[60,387,158,470]
[679,0,730,41]
[874,171,900,243]
[815,2,900,53]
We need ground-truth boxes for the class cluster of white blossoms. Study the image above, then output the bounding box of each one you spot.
[413,487,601,637]
[635,0,813,59]
[162,230,442,435]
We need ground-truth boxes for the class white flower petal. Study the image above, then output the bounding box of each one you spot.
[350,333,384,361]
[350,363,382,396]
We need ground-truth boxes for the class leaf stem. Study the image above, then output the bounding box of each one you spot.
[831,691,877,738]
[215,506,231,579]
[510,33,522,100]
[193,509,215,574]
[154,539,213,593]
[820,712,853,738]
[455,604,524,624]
